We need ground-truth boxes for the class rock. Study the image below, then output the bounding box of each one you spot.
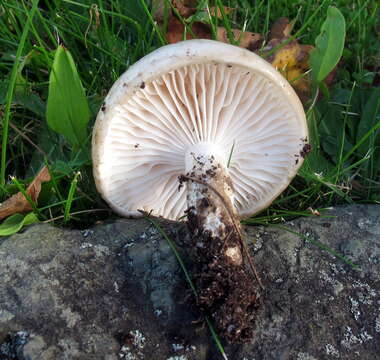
[0,205,379,360]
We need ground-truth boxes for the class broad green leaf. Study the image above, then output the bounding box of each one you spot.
[15,90,46,117]
[1,80,45,117]
[23,212,39,226]
[0,213,39,237]
[357,86,380,154]
[321,135,353,163]
[46,45,90,149]
[310,6,346,84]
[53,153,91,176]
[301,151,334,177]
[356,86,380,172]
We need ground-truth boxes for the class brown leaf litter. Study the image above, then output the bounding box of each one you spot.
[155,1,337,102]
[0,166,51,220]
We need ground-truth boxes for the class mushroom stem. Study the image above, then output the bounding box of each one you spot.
[181,154,261,342]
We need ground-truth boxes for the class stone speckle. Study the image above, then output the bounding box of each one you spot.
[129,330,146,349]
[296,353,317,360]
[325,343,340,357]
[0,205,379,359]
[376,314,380,333]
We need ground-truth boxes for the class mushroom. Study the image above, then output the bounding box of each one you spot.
[92,39,308,342]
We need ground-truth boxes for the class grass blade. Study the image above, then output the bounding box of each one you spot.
[262,0,328,59]
[63,172,80,222]
[144,215,228,360]
[342,120,380,164]
[144,215,197,293]
[205,316,229,360]
[11,176,39,216]
[226,141,235,168]
[139,0,167,45]
[268,223,358,269]
[1,0,39,190]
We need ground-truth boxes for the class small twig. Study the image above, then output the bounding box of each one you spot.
[221,229,233,251]
[226,140,235,168]
[241,235,264,290]
[9,121,48,158]
[180,175,236,225]
[76,186,96,203]
[43,208,111,223]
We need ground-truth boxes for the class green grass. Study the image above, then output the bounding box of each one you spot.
[0,0,379,230]
[1,1,378,357]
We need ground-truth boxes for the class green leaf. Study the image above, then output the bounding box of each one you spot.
[356,86,380,156]
[15,90,46,118]
[356,87,380,174]
[46,45,90,149]
[23,212,40,226]
[187,11,210,24]
[0,213,39,237]
[310,6,346,84]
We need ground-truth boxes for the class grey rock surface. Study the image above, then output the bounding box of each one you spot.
[0,205,379,360]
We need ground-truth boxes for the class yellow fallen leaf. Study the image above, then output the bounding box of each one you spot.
[271,41,303,70]
[287,67,310,93]
[265,22,315,102]
[163,3,335,103]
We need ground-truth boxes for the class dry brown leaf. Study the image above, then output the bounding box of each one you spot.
[298,45,314,70]
[184,0,198,6]
[153,0,195,22]
[217,28,262,51]
[164,3,334,103]
[166,17,211,43]
[209,6,234,19]
[171,0,233,19]
[0,166,51,221]
[269,17,293,40]
[166,17,185,43]
[167,17,262,51]
[152,0,167,22]
[165,1,260,50]
[172,0,195,18]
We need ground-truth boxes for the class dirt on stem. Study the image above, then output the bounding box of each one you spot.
[180,156,262,343]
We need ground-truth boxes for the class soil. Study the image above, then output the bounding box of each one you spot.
[182,155,262,343]
[187,210,261,342]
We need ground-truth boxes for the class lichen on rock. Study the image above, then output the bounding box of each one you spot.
[0,205,378,359]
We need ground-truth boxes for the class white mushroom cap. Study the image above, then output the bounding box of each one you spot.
[92,39,308,220]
